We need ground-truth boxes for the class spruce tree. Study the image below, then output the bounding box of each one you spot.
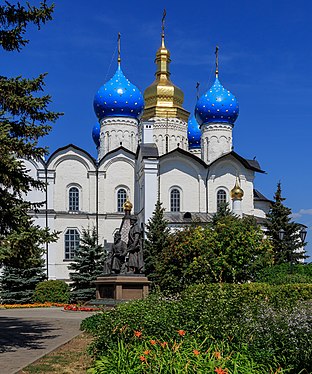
[0,215,51,303]
[0,2,60,303]
[265,182,307,265]
[211,202,235,226]
[69,228,106,302]
[144,200,170,282]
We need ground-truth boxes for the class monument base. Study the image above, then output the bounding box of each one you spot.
[94,275,150,305]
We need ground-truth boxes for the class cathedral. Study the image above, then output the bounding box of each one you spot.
[25,28,271,281]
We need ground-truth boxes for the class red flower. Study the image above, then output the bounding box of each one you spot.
[150,339,157,345]
[177,329,186,336]
[139,355,147,362]
[193,349,200,355]
[134,330,142,338]
[215,368,228,374]
[143,350,150,355]
[214,351,221,359]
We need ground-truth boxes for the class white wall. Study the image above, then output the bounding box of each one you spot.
[159,153,206,212]
[208,157,255,214]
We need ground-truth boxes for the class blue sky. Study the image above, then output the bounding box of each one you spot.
[2,0,312,259]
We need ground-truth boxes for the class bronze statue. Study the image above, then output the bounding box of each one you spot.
[103,217,144,275]
[103,231,127,274]
[126,217,144,274]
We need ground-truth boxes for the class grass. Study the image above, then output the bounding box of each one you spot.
[19,332,94,374]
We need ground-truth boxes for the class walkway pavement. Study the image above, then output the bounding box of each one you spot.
[0,307,95,374]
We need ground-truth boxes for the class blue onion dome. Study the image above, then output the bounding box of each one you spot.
[92,122,100,147]
[93,65,144,120]
[187,114,201,149]
[195,77,239,126]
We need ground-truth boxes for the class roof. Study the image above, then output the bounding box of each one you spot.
[209,151,266,173]
[98,145,135,165]
[160,147,207,168]
[253,189,272,203]
[47,144,96,166]
[136,143,159,159]
[164,211,213,224]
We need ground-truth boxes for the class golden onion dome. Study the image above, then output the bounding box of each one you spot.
[142,32,189,122]
[123,198,133,212]
[231,178,244,200]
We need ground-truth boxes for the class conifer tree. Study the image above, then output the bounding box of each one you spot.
[69,228,106,302]
[265,182,307,265]
[211,202,235,226]
[0,2,60,303]
[144,200,170,281]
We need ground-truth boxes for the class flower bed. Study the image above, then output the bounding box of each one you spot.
[0,302,66,309]
[63,304,101,312]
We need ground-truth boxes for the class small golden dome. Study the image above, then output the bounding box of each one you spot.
[231,177,244,200]
[142,33,189,122]
[123,198,133,212]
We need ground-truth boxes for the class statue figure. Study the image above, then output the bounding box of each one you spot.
[103,231,127,275]
[111,231,127,274]
[126,217,144,274]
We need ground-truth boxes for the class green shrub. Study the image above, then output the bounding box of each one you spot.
[82,293,182,354]
[33,280,70,303]
[82,283,312,372]
[180,283,312,372]
[255,263,312,284]
[242,300,312,372]
[155,217,273,293]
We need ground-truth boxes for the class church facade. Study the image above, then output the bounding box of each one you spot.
[26,31,271,281]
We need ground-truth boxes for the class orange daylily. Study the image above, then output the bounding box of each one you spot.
[214,351,222,359]
[215,368,228,374]
[177,329,186,336]
[193,349,200,355]
[134,330,142,337]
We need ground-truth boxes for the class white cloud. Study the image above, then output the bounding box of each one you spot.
[291,209,312,219]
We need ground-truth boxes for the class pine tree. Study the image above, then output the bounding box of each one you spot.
[144,200,170,282]
[0,2,60,303]
[69,228,106,302]
[265,182,307,265]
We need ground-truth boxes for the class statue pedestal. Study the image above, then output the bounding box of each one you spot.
[94,275,150,304]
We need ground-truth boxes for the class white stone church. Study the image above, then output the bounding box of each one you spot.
[25,32,271,281]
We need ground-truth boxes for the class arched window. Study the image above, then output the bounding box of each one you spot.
[117,188,127,212]
[170,188,180,212]
[69,186,79,211]
[64,228,80,260]
[217,189,227,210]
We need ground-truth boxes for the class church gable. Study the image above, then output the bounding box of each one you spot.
[159,150,206,213]
[98,149,135,215]
[208,156,255,214]
[47,145,96,213]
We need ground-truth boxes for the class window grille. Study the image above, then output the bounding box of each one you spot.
[117,188,127,212]
[69,187,79,211]
[64,228,80,260]
[170,188,180,212]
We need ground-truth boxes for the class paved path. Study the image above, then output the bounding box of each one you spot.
[0,307,95,374]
